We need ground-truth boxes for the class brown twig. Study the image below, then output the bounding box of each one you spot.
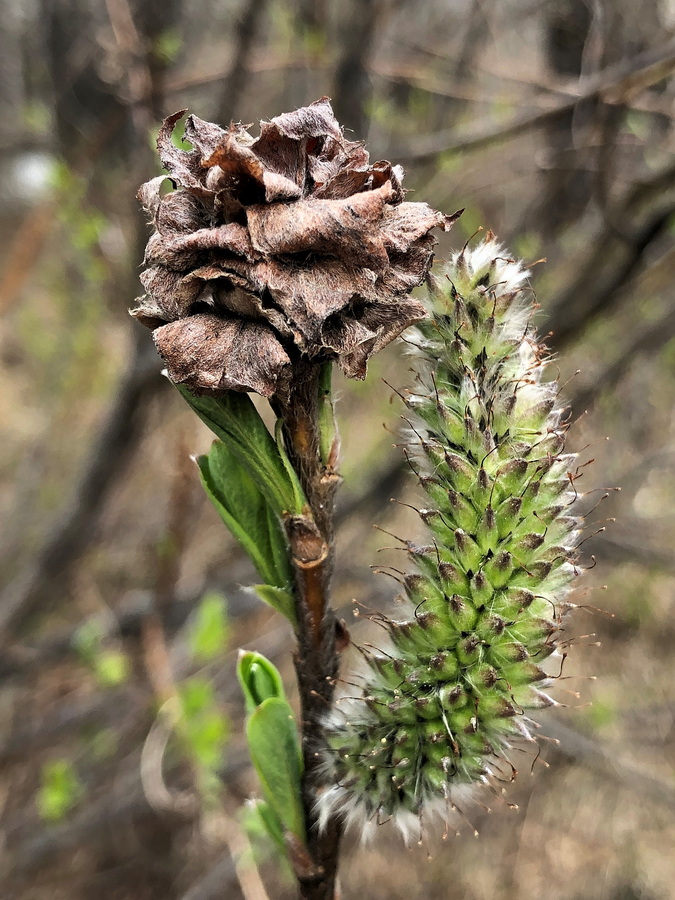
[392,38,675,161]
[331,0,382,138]
[273,362,344,900]
[216,0,270,124]
[102,0,154,134]
[0,201,57,315]
[567,279,675,413]
[220,806,273,900]
[547,203,675,349]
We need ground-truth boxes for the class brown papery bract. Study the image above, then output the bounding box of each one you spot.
[132,98,458,398]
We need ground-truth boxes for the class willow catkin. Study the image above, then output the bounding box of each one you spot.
[319,235,583,841]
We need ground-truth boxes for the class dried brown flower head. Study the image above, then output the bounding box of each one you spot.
[132,98,457,398]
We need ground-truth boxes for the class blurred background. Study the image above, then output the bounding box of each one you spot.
[1,0,674,897]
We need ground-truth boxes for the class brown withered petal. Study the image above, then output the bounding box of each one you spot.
[132,98,459,397]
[136,266,203,321]
[153,313,290,398]
[325,297,427,379]
[245,185,393,267]
[156,191,208,237]
[221,257,383,344]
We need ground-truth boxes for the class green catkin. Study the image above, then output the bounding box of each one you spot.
[319,235,583,841]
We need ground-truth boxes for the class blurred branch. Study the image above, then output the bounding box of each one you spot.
[0,538,257,684]
[2,625,288,878]
[393,38,675,161]
[591,529,675,575]
[141,436,198,710]
[390,35,674,116]
[0,687,144,766]
[0,603,286,763]
[154,438,197,620]
[216,0,270,124]
[0,330,165,640]
[179,853,238,900]
[545,718,675,810]
[373,59,675,118]
[452,0,493,83]
[331,0,382,137]
[220,810,272,900]
[0,0,182,642]
[103,0,154,132]
[0,590,176,683]
[0,201,57,315]
[2,610,281,877]
[164,52,330,96]
[568,281,675,412]
[179,809,274,900]
[547,203,675,349]
[4,750,235,877]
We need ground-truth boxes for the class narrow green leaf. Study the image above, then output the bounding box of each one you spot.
[176,385,305,515]
[246,697,305,840]
[245,798,287,856]
[274,419,308,514]
[265,502,294,591]
[197,440,294,593]
[251,585,296,623]
[198,455,273,582]
[237,650,286,715]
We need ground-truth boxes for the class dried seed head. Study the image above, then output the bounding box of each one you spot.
[132,98,457,398]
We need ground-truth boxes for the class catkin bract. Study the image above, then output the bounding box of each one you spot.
[319,236,581,839]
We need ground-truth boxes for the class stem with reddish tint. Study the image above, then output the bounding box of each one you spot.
[275,361,344,900]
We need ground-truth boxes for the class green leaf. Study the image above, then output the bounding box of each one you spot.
[188,592,230,662]
[72,621,130,688]
[38,760,82,822]
[94,650,130,687]
[246,697,305,841]
[251,585,296,622]
[176,386,304,515]
[181,675,216,716]
[265,501,294,590]
[274,419,307,514]
[153,27,182,63]
[244,798,287,857]
[188,708,230,772]
[238,654,304,840]
[197,440,294,605]
[237,651,287,715]
[179,676,230,777]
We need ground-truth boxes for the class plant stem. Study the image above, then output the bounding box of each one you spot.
[274,361,344,900]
